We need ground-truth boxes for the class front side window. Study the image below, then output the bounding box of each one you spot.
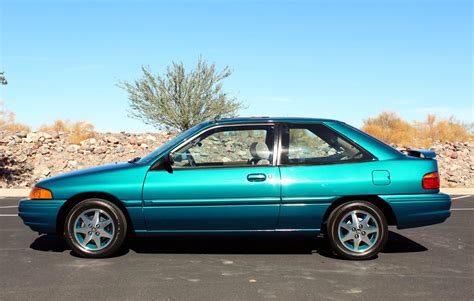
[281,123,373,165]
[171,125,275,168]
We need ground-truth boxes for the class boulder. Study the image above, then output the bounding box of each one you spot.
[66,144,80,153]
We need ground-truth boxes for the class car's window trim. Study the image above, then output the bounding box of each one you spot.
[158,164,277,172]
[151,121,377,171]
[278,122,377,166]
[152,123,278,171]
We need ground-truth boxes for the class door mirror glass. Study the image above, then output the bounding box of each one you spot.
[159,153,174,173]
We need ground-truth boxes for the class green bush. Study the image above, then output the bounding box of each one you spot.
[119,58,244,132]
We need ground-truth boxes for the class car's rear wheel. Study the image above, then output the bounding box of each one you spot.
[326,201,388,260]
[64,198,127,258]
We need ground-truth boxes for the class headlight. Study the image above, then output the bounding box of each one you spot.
[29,187,53,200]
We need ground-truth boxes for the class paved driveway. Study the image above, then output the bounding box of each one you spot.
[1,195,473,300]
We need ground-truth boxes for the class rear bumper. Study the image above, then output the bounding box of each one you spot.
[18,199,67,234]
[380,193,451,229]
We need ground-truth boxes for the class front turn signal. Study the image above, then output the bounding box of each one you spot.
[29,187,53,200]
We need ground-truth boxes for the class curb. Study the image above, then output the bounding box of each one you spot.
[440,188,474,195]
[0,189,30,197]
[0,188,473,198]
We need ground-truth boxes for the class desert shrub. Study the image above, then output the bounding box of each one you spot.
[119,58,243,132]
[362,112,471,147]
[0,102,31,132]
[39,120,96,144]
[362,112,416,146]
[38,120,69,133]
[0,72,7,85]
[68,121,96,144]
[414,115,470,147]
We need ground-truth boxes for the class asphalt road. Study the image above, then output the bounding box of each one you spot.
[1,195,473,300]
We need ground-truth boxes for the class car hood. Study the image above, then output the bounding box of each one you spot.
[36,162,140,186]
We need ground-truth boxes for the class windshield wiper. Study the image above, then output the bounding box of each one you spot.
[128,157,141,163]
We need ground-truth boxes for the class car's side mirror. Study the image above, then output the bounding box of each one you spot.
[162,153,174,173]
[168,152,175,164]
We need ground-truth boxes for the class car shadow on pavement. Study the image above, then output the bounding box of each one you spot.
[30,234,69,252]
[130,234,326,255]
[30,230,427,258]
[383,231,428,253]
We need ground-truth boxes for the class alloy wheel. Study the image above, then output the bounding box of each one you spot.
[337,209,379,253]
[73,209,115,251]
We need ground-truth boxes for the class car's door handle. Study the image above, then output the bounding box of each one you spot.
[247,173,266,182]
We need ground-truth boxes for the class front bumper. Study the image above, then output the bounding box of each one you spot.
[18,199,67,234]
[380,193,451,229]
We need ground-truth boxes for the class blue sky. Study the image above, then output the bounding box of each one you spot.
[1,0,472,132]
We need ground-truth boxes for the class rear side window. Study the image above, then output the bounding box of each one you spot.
[280,123,373,165]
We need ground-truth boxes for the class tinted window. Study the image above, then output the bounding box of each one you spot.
[281,124,372,165]
[172,125,274,168]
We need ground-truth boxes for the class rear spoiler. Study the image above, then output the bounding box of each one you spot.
[400,149,436,159]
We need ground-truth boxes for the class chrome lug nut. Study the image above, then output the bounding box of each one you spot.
[352,227,356,231]
[354,234,359,238]
[362,231,366,235]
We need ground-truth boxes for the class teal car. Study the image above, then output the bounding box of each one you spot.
[19,117,451,259]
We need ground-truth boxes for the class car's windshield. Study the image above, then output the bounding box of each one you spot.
[136,122,211,165]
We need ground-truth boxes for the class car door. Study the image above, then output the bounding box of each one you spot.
[277,123,376,231]
[142,123,281,231]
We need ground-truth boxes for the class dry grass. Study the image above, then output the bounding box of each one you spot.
[0,102,31,132]
[1,102,95,143]
[39,120,96,144]
[3,102,470,148]
[68,121,96,144]
[362,112,472,147]
[38,120,69,133]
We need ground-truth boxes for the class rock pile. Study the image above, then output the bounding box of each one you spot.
[0,131,173,188]
[0,130,472,188]
[393,141,474,187]
[431,141,474,187]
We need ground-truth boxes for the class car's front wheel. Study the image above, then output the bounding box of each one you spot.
[64,198,127,258]
[326,201,388,260]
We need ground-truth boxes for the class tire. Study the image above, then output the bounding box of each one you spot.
[326,201,388,260]
[64,198,127,258]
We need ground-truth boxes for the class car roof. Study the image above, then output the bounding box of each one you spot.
[213,117,341,124]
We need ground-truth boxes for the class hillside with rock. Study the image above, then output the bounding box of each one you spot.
[431,141,474,187]
[0,130,473,188]
[0,131,174,188]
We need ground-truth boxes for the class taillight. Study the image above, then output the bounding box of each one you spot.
[422,172,440,189]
